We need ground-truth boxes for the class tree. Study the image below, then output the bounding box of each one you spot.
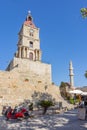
[81,8,87,18]
[80,8,87,78]
[59,82,67,97]
[31,91,55,114]
[84,71,87,78]
[38,100,54,114]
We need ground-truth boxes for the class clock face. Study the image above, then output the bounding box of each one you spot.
[30,29,34,33]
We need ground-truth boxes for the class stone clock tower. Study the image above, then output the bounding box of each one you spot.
[6,12,52,85]
[15,11,42,61]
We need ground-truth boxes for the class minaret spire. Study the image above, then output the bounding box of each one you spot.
[69,61,74,89]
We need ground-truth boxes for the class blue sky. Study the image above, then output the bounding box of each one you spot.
[0,0,87,87]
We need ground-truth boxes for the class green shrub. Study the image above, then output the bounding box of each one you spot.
[69,98,75,104]
[69,98,79,104]
[38,100,54,114]
[29,103,33,111]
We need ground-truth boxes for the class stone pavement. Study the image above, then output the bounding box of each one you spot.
[0,109,87,130]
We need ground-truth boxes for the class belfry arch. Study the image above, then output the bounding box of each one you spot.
[29,52,33,60]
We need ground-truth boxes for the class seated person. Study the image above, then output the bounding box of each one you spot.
[84,101,87,107]
[79,97,84,108]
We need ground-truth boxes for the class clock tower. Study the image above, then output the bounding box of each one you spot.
[6,11,52,85]
[15,11,42,61]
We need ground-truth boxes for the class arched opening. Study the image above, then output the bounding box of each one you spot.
[29,52,33,60]
[29,41,33,48]
[25,48,27,58]
[21,47,23,58]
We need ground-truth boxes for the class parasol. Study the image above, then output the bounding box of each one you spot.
[68,89,83,94]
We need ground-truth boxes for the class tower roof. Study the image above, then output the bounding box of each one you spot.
[24,11,36,28]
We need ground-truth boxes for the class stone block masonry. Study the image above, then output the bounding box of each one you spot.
[6,57,52,85]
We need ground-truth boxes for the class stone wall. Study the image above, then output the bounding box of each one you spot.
[6,57,52,85]
[0,70,74,113]
[0,69,51,109]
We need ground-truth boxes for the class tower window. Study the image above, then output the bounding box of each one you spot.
[29,41,33,48]
[30,33,33,36]
[29,29,34,36]
[28,16,32,21]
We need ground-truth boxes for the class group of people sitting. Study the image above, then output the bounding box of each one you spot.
[78,96,87,108]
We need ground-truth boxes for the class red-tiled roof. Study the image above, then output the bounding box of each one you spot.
[24,20,35,28]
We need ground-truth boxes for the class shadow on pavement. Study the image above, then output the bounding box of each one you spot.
[0,109,87,130]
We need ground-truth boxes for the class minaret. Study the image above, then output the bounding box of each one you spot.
[69,61,74,89]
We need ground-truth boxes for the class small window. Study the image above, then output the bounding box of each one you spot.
[29,33,33,36]
[29,41,33,48]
